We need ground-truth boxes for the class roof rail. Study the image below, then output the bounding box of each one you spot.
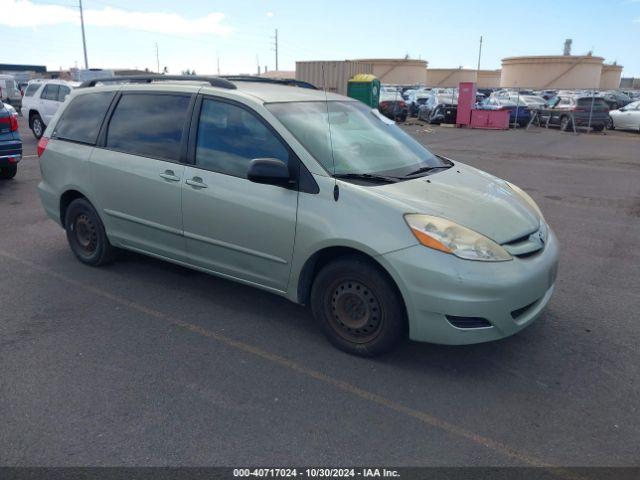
[78,75,237,89]
[221,76,318,90]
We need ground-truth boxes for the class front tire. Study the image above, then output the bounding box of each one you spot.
[606,117,614,130]
[560,115,572,132]
[64,198,116,266]
[0,165,17,180]
[31,114,45,139]
[311,256,407,356]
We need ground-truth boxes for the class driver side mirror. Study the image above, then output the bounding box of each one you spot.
[247,158,292,187]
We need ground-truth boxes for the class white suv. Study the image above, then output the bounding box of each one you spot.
[21,79,79,139]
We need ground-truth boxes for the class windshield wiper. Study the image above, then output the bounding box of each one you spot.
[403,165,452,177]
[334,173,400,183]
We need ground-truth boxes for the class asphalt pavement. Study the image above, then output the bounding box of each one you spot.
[1,117,639,467]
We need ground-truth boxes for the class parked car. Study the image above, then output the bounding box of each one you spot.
[494,92,546,109]
[378,89,408,121]
[405,89,431,117]
[37,75,558,356]
[536,90,557,101]
[0,75,22,109]
[538,95,609,131]
[607,100,640,132]
[0,100,22,180]
[599,91,632,110]
[21,79,79,139]
[417,94,458,124]
[478,97,531,127]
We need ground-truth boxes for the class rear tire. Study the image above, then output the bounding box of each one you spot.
[311,255,407,357]
[31,113,45,139]
[0,165,17,180]
[592,125,604,132]
[64,198,116,266]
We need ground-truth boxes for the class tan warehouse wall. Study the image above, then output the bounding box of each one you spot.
[426,68,476,87]
[599,64,623,90]
[476,69,502,88]
[500,55,604,89]
[357,59,428,85]
[295,61,373,95]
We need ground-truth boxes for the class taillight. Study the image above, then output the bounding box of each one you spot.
[379,101,389,108]
[0,114,18,132]
[37,137,49,157]
[398,101,406,108]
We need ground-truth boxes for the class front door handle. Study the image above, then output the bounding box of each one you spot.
[186,177,208,189]
[159,170,180,182]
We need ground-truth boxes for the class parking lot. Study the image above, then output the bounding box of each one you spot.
[1,116,639,468]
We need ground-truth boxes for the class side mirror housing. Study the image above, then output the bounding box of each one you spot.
[247,158,292,186]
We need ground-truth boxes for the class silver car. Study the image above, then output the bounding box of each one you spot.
[37,76,559,356]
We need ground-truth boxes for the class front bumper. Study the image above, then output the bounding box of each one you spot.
[380,229,560,345]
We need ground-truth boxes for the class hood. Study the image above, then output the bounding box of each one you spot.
[369,164,540,244]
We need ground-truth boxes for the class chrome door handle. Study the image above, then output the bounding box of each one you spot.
[186,177,208,189]
[159,170,180,182]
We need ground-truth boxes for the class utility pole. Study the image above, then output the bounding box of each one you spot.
[155,43,160,74]
[79,0,89,69]
[477,35,483,72]
[257,55,260,76]
[217,53,220,75]
[274,28,279,71]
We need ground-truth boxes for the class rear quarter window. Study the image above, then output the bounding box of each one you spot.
[105,93,191,161]
[41,84,60,101]
[53,92,115,145]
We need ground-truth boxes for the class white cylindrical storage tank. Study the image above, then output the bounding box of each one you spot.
[426,68,477,88]
[599,64,623,90]
[500,55,604,89]
[356,59,428,85]
[295,61,373,95]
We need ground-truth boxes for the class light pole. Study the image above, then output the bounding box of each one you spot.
[79,0,89,69]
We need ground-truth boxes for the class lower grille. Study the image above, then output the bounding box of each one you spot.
[446,315,492,329]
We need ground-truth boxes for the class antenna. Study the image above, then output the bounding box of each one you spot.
[321,64,338,201]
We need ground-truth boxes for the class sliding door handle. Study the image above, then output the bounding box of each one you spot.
[159,170,180,182]
[186,177,208,189]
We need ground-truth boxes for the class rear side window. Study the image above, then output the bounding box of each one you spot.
[24,84,40,97]
[41,84,60,101]
[54,92,115,144]
[195,98,289,178]
[577,98,608,109]
[106,94,191,161]
[58,86,71,102]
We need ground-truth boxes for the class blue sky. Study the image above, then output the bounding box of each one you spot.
[2,0,640,77]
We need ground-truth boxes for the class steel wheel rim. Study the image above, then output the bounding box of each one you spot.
[73,214,98,254]
[328,279,383,343]
[33,119,42,137]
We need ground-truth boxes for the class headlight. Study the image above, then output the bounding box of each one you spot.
[404,214,512,262]
[505,181,545,221]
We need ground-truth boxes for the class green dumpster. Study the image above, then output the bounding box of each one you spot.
[347,74,380,108]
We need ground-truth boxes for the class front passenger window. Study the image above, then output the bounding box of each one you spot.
[195,99,289,178]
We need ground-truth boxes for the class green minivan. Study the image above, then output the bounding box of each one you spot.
[37,76,559,356]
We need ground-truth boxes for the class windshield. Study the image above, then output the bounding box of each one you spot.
[266,101,448,177]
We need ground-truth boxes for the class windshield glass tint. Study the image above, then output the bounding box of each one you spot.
[266,101,446,176]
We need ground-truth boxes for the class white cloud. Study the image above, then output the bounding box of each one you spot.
[266,11,274,17]
[0,0,232,35]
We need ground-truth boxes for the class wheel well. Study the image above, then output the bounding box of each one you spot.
[60,190,86,225]
[297,246,404,309]
[28,110,38,128]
